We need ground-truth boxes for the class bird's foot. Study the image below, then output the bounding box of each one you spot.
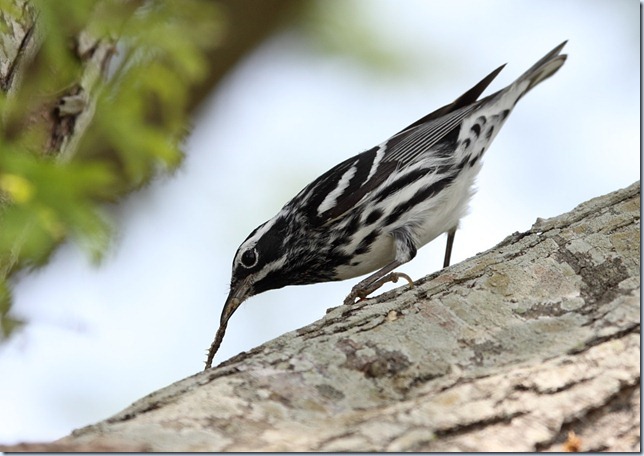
[343,272,414,306]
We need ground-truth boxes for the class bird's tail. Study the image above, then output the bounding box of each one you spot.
[513,41,567,97]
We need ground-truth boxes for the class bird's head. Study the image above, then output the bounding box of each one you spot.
[220,215,296,327]
[206,210,328,368]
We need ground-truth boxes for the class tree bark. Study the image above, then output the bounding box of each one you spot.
[3,182,640,452]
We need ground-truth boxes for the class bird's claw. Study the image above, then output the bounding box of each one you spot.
[343,272,414,306]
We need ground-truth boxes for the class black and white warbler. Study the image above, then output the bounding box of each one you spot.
[205,42,567,369]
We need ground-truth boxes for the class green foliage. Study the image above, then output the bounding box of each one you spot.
[0,0,223,336]
[298,0,415,76]
[0,151,115,263]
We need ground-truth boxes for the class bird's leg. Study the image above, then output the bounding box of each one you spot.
[343,260,414,306]
[443,227,457,268]
[345,226,456,305]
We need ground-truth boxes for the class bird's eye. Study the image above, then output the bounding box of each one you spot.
[240,248,258,268]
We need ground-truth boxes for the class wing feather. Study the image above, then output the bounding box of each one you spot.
[297,64,506,226]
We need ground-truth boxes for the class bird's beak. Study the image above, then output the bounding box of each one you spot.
[204,276,253,370]
[220,276,253,326]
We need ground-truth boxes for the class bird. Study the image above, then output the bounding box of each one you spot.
[205,41,567,369]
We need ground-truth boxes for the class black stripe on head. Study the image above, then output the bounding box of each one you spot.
[234,216,289,283]
[254,216,289,265]
[252,248,345,293]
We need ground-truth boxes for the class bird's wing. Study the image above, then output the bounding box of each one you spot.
[296,65,505,225]
[396,63,505,135]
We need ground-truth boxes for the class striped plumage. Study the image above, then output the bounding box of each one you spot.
[205,42,567,368]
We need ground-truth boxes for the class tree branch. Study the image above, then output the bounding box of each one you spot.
[3,181,640,452]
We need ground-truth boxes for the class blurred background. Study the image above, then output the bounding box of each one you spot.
[0,0,639,444]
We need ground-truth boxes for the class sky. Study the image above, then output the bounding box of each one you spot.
[0,0,639,444]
